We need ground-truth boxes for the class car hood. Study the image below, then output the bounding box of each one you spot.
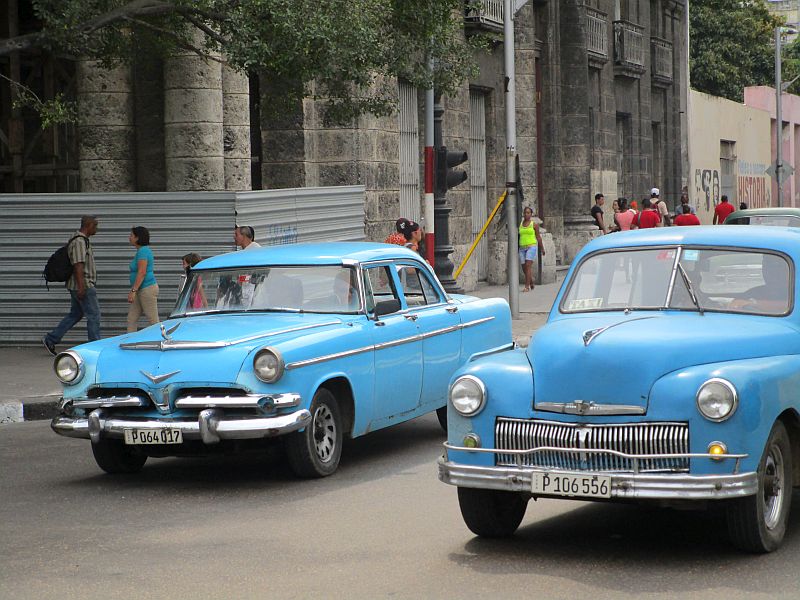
[94,313,345,385]
[528,312,800,412]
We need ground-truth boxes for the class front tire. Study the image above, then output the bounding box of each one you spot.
[726,421,793,552]
[286,388,343,478]
[457,487,528,537]
[91,439,147,474]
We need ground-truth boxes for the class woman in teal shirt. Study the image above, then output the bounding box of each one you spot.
[127,226,159,332]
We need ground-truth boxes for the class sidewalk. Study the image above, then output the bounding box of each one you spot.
[0,277,562,424]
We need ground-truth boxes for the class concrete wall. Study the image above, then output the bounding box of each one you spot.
[689,90,772,223]
[744,86,800,209]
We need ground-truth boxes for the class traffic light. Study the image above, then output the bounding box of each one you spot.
[435,146,468,197]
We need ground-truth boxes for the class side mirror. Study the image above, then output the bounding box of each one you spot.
[374,299,400,317]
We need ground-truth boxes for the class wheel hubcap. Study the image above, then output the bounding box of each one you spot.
[762,444,785,530]
[312,404,336,463]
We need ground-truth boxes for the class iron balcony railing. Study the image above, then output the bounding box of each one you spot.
[586,7,609,64]
[464,0,504,32]
[495,418,690,473]
[613,19,646,75]
[651,37,674,84]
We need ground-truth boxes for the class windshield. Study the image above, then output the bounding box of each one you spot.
[561,247,792,316]
[171,265,361,316]
[726,215,800,227]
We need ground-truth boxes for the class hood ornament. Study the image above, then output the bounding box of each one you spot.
[160,322,180,341]
[582,316,657,346]
[141,369,181,384]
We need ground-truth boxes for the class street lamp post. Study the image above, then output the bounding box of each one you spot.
[777,27,784,207]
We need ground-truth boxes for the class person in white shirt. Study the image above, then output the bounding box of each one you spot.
[234,225,261,250]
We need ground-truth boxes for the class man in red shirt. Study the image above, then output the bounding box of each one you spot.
[674,205,701,226]
[633,198,661,229]
[713,195,736,224]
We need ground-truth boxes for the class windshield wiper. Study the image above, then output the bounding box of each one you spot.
[243,307,305,313]
[677,263,704,315]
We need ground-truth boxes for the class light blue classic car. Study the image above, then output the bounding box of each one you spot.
[440,226,800,552]
[52,243,510,477]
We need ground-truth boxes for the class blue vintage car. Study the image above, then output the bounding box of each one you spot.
[440,226,800,552]
[51,243,510,477]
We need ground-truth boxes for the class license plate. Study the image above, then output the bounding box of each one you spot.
[531,471,611,499]
[123,428,183,445]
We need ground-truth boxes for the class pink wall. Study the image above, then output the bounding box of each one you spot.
[745,86,800,207]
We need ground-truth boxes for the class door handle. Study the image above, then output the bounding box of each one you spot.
[404,314,418,321]
[446,306,458,313]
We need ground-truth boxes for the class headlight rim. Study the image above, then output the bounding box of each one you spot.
[53,350,85,385]
[696,377,738,422]
[449,374,487,417]
[253,347,285,383]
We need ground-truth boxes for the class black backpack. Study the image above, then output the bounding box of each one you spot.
[43,235,88,289]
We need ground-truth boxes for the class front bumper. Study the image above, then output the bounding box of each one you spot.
[52,407,311,445]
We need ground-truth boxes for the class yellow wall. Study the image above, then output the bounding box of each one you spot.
[688,90,772,224]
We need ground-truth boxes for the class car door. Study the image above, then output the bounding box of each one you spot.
[363,264,423,422]
[394,261,462,410]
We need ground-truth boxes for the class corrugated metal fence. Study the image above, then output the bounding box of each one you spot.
[0,186,365,346]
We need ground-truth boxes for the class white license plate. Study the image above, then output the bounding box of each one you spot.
[531,471,612,499]
[123,428,183,445]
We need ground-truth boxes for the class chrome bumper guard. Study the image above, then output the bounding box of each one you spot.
[439,443,758,500]
[51,407,311,445]
[62,392,301,411]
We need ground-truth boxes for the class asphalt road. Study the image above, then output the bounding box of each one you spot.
[3,416,800,599]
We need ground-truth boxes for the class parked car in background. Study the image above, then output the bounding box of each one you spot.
[440,226,800,552]
[51,243,511,478]
[725,206,800,227]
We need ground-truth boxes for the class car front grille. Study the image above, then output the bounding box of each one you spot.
[495,418,690,473]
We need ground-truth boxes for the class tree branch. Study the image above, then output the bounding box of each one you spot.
[121,16,227,64]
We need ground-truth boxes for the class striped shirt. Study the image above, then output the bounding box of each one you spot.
[66,232,96,290]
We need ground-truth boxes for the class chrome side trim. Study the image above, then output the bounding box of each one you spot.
[285,316,495,370]
[437,458,759,500]
[536,401,646,415]
[469,342,516,362]
[71,396,149,410]
[119,321,341,351]
[51,409,312,443]
[175,392,300,410]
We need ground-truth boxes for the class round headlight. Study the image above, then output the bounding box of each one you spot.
[54,351,84,385]
[450,375,486,416]
[254,348,284,383]
[696,378,738,422]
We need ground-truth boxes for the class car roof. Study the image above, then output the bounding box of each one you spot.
[195,242,423,269]
[725,207,800,221]
[580,225,800,258]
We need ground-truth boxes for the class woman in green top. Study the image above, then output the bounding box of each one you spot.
[518,206,544,292]
[127,226,159,331]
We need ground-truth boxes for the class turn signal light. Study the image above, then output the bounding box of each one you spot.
[707,441,728,460]
[463,433,481,449]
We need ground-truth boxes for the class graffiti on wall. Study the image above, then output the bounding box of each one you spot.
[264,224,299,246]
[737,161,771,209]
[694,169,720,212]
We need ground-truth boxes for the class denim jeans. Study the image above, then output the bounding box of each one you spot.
[46,287,101,343]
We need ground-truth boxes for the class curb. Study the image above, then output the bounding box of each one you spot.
[0,396,60,425]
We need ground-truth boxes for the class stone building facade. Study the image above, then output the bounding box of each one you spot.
[1,0,688,287]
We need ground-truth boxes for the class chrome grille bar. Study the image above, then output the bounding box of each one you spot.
[495,418,690,473]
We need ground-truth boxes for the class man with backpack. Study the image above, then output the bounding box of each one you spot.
[42,216,101,355]
[651,187,671,227]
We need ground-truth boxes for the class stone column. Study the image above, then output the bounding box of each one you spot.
[77,60,135,191]
[133,54,165,191]
[163,35,224,191]
[222,65,252,190]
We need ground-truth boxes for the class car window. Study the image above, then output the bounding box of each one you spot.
[364,265,401,314]
[395,265,442,307]
[561,246,793,316]
[727,215,800,227]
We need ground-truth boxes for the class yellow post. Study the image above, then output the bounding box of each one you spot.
[454,191,508,279]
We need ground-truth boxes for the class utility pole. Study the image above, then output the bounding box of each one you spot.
[776,27,784,207]
[424,58,435,266]
[504,0,520,319]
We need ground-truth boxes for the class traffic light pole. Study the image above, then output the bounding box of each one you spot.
[433,95,463,293]
[504,0,520,319]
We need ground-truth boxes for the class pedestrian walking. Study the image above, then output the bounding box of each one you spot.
[634,198,661,229]
[651,188,671,226]
[614,198,635,231]
[674,192,696,219]
[235,225,261,250]
[674,205,701,226]
[401,220,423,254]
[519,206,544,292]
[591,193,607,234]
[713,195,736,224]
[127,226,159,332]
[42,215,101,355]
[384,218,410,246]
[180,253,207,308]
